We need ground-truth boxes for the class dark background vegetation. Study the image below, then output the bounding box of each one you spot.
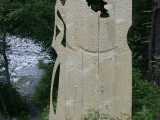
[0,0,160,120]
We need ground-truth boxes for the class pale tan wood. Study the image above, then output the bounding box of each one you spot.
[50,0,132,119]
[81,2,99,116]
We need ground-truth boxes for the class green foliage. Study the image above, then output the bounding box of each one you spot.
[83,108,130,120]
[128,0,153,70]
[39,107,129,120]
[0,0,56,118]
[40,105,49,120]
[132,68,160,119]
[0,81,28,118]
[34,59,59,110]
[0,0,55,51]
[0,56,5,82]
[37,59,48,70]
[33,62,53,107]
[153,55,160,74]
[13,76,28,87]
[19,76,28,81]
[83,108,115,120]
[17,115,28,120]
[34,61,59,119]
[133,106,154,120]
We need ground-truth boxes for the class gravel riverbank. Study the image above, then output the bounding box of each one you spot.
[5,35,51,120]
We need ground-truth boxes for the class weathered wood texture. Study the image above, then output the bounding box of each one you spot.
[50,0,132,119]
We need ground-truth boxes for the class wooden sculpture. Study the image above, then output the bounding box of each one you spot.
[50,0,132,119]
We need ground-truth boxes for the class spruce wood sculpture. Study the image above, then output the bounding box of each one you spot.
[50,0,132,119]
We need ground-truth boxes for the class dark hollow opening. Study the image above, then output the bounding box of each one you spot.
[57,10,66,47]
[52,64,60,113]
[86,0,109,18]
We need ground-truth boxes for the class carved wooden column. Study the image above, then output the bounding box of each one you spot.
[50,0,132,119]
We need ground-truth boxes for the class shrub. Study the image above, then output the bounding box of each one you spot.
[37,59,48,70]
[33,62,53,107]
[83,108,130,120]
[0,81,28,119]
[40,107,126,120]
[40,105,49,120]
[132,68,160,119]
[83,108,115,120]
